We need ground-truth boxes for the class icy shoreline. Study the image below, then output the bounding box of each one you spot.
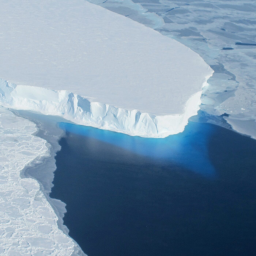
[17,110,87,256]
[0,107,85,255]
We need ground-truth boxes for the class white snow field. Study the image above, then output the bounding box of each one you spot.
[0,0,213,137]
[0,107,85,256]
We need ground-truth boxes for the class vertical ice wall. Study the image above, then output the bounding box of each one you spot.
[0,79,210,138]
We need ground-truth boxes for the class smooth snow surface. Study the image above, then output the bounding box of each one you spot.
[0,0,212,119]
[0,107,85,255]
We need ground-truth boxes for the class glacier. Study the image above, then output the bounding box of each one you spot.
[0,0,212,122]
[0,0,214,255]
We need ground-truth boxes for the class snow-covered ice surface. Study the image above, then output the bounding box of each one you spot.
[88,0,256,138]
[0,107,85,255]
[0,0,212,137]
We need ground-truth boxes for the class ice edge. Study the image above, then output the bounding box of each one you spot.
[0,74,213,138]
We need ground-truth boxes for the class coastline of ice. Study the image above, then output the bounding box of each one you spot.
[0,107,85,255]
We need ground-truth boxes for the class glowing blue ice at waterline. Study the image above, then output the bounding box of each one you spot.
[58,121,216,177]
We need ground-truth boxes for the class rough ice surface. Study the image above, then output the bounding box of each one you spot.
[0,107,85,255]
[89,0,256,139]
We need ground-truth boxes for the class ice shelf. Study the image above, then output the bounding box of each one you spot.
[0,0,213,255]
[0,0,212,137]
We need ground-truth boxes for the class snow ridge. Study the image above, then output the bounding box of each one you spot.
[0,78,211,138]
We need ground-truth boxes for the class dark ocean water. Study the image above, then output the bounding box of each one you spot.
[51,121,256,256]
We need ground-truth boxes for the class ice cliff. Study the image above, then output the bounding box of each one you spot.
[0,78,211,138]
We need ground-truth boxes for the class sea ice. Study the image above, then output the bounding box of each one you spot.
[0,107,85,255]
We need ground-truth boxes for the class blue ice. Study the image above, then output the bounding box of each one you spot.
[58,121,216,178]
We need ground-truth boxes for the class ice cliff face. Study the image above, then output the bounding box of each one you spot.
[0,78,211,138]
